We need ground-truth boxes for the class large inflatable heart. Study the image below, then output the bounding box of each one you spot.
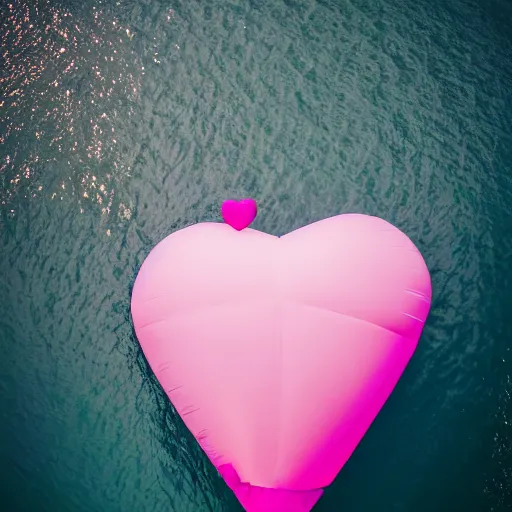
[131,210,431,512]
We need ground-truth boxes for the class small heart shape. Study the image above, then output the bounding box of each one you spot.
[221,198,258,231]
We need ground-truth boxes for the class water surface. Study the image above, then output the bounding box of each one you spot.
[1,0,512,510]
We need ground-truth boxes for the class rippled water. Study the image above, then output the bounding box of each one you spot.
[1,0,511,510]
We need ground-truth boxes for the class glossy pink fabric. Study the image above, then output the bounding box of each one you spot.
[131,214,432,511]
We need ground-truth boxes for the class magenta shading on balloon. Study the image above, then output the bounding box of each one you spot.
[218,464,323,512]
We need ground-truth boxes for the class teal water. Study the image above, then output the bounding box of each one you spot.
[1,0,512,510]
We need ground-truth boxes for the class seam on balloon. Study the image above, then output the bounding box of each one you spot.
[135,302,416,341]
[273,297,284,485]
[139,295,165,304]
[404,288,431,304]
[272,238,284,486]
[287,302,408,339]
[165,384,184,393]
[181,407,200,417]
[402,312,425,323]
[135,299,279,330]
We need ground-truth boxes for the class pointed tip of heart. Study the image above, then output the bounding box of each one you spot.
[218,464,323,512]
[221,198,258,231]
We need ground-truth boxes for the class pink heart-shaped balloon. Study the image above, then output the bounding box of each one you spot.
[221,198,258,231]
[131,214,431,512]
